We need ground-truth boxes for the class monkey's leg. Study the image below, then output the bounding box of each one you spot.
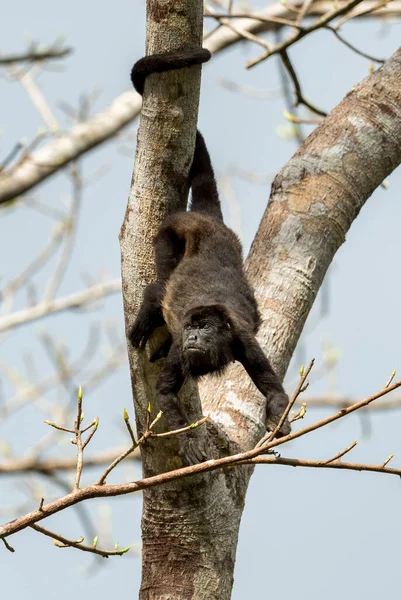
[129,283,165,349]
[234,333,291,437]
[156,344,207,464]
[150,334,172,362]
[154,221,186,284]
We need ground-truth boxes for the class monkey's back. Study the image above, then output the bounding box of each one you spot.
[159,212,260,335]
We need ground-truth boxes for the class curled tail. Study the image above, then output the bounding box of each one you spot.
[131,48,211,96]
[131,48,223,222]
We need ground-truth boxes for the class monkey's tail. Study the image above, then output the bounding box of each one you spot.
[188,131,223,221]
[131,49,211,95]
[131,48,223,221]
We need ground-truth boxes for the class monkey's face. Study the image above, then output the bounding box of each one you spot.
[182,306,234,377]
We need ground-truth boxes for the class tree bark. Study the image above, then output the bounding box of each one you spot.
[120,2,239,599]
[120,0,401,587]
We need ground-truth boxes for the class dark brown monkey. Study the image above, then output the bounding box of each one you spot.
[130,49,290,463]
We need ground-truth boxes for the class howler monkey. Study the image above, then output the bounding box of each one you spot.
[130,48,290,463]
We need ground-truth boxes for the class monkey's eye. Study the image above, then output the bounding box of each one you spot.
[203,322,211,330]
[184,324,191,331]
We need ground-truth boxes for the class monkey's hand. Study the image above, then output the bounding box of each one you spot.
[178,432,208,465]
[129,317,151,349]
[265,391,291,438]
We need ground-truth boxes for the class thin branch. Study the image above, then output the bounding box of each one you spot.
[326,26,385,63]
[0,446,140,475]
[205,6,273,52]
[257,359,315,447]
[73,387,84,490]
[0,46,72,65]
[1,537,15,552]
[0,142,24,171]
[280,49,327,116]
[204,10,302,29]
[30,524,129,558]
[296,0,315,24]
[43,163,82,301]
[297,395,401,411]
[0,224,64,299]
[324,440,358,464]
[335,0,393,28]
[246,0,366,68]
[0,278,121,334]
[19,68,59,132]
[2,377,401,542]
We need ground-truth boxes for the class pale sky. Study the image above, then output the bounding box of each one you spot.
[1,2,401,599]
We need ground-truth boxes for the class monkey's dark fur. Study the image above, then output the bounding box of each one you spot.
[130,49,290,463]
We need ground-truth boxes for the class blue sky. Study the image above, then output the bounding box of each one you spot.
[1,2,401,598]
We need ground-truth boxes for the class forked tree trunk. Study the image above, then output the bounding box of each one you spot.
[120,0,401,592]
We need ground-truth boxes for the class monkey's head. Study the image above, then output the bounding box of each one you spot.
[182,305,234,377]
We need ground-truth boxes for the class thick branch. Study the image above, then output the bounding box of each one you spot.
[201,46,401,450]
[0,92,141,204]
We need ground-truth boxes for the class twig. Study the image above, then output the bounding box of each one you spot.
[334,0,393,28]
[283,109,322,125]
[381,454,394,468]
[0,224,65,299]
[205,5,273,52]
[2,373,401,542]
[19,68,59,132]
[97,410,164,485]
[280,50,327,116]
[44,421,74,434]
[73,387,84,490]
[204,11,302,29]
[152,414,210,438]
[246,0,366,68]
[296,0,315,24]
[0,46,72,65]
[256,359,315,448]
[0,142,24,171]
[43,163,82,301]
[324,440,358,464]
[30,524,129,558]
[1,537,15,552]
[385,368,396,389]
[326,26,385,63]
[123,408,137,444]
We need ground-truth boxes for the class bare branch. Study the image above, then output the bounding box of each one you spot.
[246,0,366,68]
[1,376,401,543]
[0,2,399,204]
[30,524,130,558]
[0,91,141,204]
[0,279,121,333]
[0,45,72,65]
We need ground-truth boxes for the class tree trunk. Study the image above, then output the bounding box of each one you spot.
[120,0,401,587]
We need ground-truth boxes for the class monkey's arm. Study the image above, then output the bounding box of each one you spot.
[156,344,206,463]
[129,283,165,348]
[233,333,290,436]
